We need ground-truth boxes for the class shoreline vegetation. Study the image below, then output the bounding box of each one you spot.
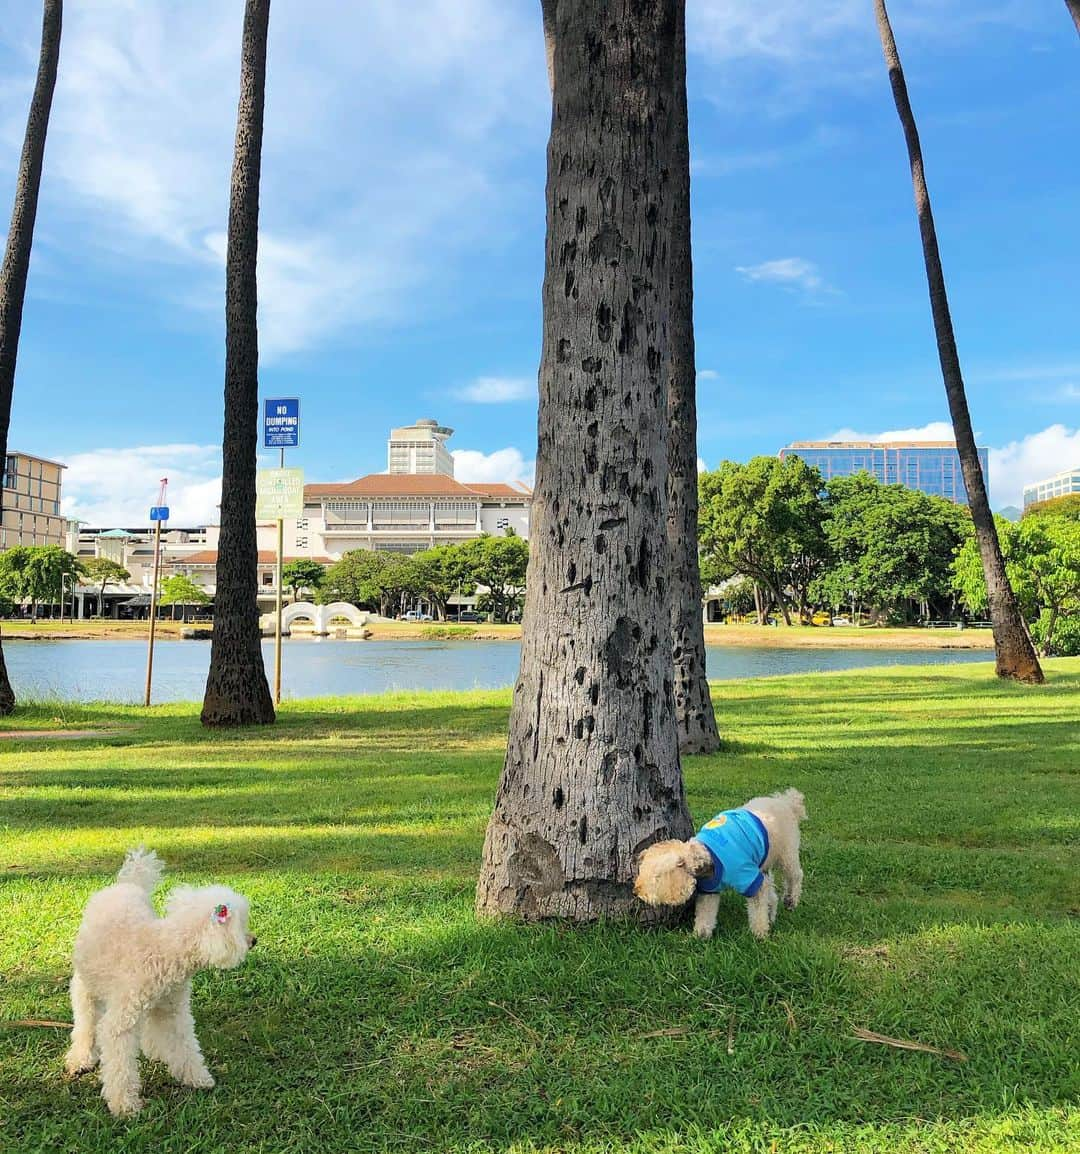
[0,618,997,649]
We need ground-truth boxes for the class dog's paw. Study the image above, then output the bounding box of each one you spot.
[783,894,798,911]
[63,1050,98,1077]
[104,1091,144,1117]
[692,925,714,940]
[182,1068,215,1090]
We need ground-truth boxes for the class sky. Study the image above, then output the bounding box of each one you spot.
[1,0,1079,526]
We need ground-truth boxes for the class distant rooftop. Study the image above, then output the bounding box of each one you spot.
[785,440,962,450]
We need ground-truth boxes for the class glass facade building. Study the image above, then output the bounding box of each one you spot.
[778,441,988,505]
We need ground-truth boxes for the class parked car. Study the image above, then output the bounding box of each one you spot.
[456,611,483,623]
[403,610,433,622]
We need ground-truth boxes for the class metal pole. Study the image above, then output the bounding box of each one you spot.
[144,517,163,706]
[274,446,284,704]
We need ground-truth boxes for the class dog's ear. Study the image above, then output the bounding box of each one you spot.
[684,841,714,878]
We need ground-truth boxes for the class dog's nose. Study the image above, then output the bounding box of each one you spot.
[248,935,257,948]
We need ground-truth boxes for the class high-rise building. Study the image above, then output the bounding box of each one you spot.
[1,450,67,549]
[778,440,988,505]
[387,418,455,476]
[1023,467,1080,509]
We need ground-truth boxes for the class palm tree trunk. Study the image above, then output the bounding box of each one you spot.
[201,0,275,726]
[476,0,692,922]
[873,0,1044,684]
[667,2,720,755]
[1066,2,1080,37]
[0,0,61,716]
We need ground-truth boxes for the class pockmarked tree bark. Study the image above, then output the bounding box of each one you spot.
[667,1,720,754]
[201,0,276,726]
[874,0,1043,684]
[476,0,694,922]
[0,0,62,716]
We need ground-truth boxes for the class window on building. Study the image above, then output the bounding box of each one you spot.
[295,536,308,549]
[295,518,308,530]
[262,572,273,586]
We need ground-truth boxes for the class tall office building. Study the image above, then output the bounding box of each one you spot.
[1,450,67,548]
[1022,467,1080,510]
[387,418,455,476]
[778,440,988,505]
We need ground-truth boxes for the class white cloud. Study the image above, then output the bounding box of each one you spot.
[990,425,1080,509]
[452,447,535,488]
[62,445,222,528]
[689,1,1036,64]
[827,421,958,443]
[0,1,545,361]
[697,369,720,381]
[697,457,708,474]
[736,257,827,293]
[452,377,535,404]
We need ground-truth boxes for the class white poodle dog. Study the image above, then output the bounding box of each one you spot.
[634,788,807,939]
[64,848,255,1117]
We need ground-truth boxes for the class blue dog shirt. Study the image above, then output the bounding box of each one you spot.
[695,809,770,898]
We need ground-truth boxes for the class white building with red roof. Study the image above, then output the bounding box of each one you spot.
[157,419,532,607]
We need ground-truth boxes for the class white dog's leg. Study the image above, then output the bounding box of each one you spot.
[692,893,721,939]
[98,1007,144,1117]
[746,874,777,939]
[142,983,214,1089]
[779,845,803,911]
[64,972,99,1075]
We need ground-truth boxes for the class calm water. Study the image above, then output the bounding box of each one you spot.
[2,638,992,704]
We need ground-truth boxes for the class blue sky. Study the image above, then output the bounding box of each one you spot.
[1,0,1078,524]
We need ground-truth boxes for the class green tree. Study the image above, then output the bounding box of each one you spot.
[81,557,130,616]
[812,475,970,624]
[410,544,475,621]
[1022,493,1080,522]
[458,534,529,624]
[0,545,80,619]
[281,558,324,601]
[202,0,275,726]
[0,0,62,713]
[159,575,211,622]
[954,514,1080,657]
[698,456,825,626]
[874,0,1043,684]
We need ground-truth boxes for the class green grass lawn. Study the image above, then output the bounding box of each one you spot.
[1,660,1078,1153]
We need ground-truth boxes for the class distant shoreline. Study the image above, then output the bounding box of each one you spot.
[1,619,996,650]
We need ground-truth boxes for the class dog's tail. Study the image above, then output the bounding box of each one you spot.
[779,788,807,822]
[116,847,165,893]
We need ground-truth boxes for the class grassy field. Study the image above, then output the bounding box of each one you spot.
[1,661,1077,1153]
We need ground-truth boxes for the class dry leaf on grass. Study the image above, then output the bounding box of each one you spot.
[639,1026,689,1039]
[850,1027,967,1061]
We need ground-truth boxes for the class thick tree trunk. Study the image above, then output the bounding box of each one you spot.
[874,0,1043,684]
[667,3,720,755]
[476,0,692,922]
[0,0,61,715]
[1066,1,1080,37]
[201,0,275,726]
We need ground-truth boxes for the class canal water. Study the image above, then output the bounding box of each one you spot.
[2,638,992,705]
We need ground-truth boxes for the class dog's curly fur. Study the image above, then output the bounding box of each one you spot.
[64,848,255,1116]
[634,788,807,939]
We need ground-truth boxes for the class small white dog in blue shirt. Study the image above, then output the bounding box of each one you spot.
[634,788,807,939]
